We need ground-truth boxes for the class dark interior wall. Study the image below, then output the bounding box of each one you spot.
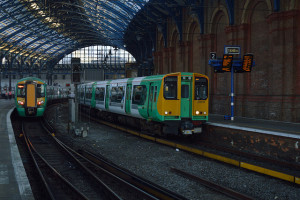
[153,0,300,122]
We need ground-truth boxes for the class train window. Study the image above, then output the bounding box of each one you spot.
[154,86,157,102]
[150,86,154,102]
[132,85,146,105]
[111,86,124,103]
[95,87,105,101]
[164,76,177,100]
[181,85,189,98]
[17,85,25,97]
[195,77,208,100]
[86,87,93,99]
[36,84,45,97]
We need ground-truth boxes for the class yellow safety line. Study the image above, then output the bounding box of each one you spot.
[140,134,156,141]
[93,116,300,185]
[240,162,295,182]
[156,138,176,147]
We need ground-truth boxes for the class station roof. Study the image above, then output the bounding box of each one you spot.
[0,0,154,65]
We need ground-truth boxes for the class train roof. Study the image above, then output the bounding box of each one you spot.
[77,72,208,86]
[16,77,46,85]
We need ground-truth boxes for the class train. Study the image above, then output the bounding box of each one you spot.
[15,77,47,117]
[15,77,70,117]
[79,72,209,135]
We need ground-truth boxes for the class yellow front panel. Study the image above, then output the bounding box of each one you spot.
[26,84,36,107]
[193,73,209,117]
[157,73,181,116]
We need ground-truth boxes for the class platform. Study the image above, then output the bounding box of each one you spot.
[0,99,33,200]
[204,114,300,164]
[208,114,300,138]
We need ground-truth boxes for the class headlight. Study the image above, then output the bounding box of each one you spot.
[204,112,207,115]
[38,100,44,105]
[165,111,168,115]
[196,111,200,115]
[18,100,24,105]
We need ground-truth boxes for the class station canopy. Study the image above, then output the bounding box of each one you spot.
[0,0,153,65]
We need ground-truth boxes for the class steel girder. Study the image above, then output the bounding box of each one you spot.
[2,0,281,75]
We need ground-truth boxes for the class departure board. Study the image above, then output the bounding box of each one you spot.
[222,54,233,72]
[242,54,253,72]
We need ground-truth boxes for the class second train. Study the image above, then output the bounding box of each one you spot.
[79,72,209,136]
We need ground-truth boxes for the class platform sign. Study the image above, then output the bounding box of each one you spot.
[242,54,253,72]
[224,46,240,55]
[222,54,233,72]
[210,52,217,60]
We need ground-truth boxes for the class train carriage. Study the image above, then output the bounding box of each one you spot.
[15,77,47,117]
[80,72,209,135]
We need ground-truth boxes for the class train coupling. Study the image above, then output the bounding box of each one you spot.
[181,120,202,135]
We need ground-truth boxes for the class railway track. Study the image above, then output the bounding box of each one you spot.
[22,118,187,200]
[170,168,254,200]
[22,120,118,199]
[80,111,300,186]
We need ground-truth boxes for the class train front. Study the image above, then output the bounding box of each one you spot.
[15,78,47,117]
[159,72,209,135]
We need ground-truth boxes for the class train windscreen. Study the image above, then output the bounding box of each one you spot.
[195,77,208,100]
[17,85,25,97]
[164,76,177,100]
[36,84,45,98]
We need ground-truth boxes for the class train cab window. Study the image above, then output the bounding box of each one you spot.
[132,85,146,105]
[95,87,105,101]
[181,85,189,98]
[164,76,177,100]
[111,87,124,103]
[17,85,25,97]
[36,84,45,97]
[195,77,208,100]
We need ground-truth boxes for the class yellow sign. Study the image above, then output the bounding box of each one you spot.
[222,54,233,72]
[242,54,253,72]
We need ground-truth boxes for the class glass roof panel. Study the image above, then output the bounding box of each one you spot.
[1,0,149,64]
[2,27,21,36]
[0,18,13,29]
[9,31,29,41]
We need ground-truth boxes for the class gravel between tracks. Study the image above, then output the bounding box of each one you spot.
[45,104,300,200]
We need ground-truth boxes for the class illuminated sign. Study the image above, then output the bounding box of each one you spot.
[242,54,253,72]
[225,46,240,55]
[222,54,233,72]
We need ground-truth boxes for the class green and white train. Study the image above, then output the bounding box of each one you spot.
[79,72,209,135]
[15,77,47,117]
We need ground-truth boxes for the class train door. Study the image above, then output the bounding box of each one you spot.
[105,85,110,110]
[147,83,154,117]
[26,83,36,107]
[125,84,132,114]
[181,80,191,118]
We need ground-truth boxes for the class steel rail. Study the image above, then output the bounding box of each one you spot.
[170,168,255,200]
[22,121,89,200]
[42,116,185,200]
[78,149,188,200]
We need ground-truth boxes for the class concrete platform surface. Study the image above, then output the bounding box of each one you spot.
[0,99,33,200]
[208,114,300,139]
